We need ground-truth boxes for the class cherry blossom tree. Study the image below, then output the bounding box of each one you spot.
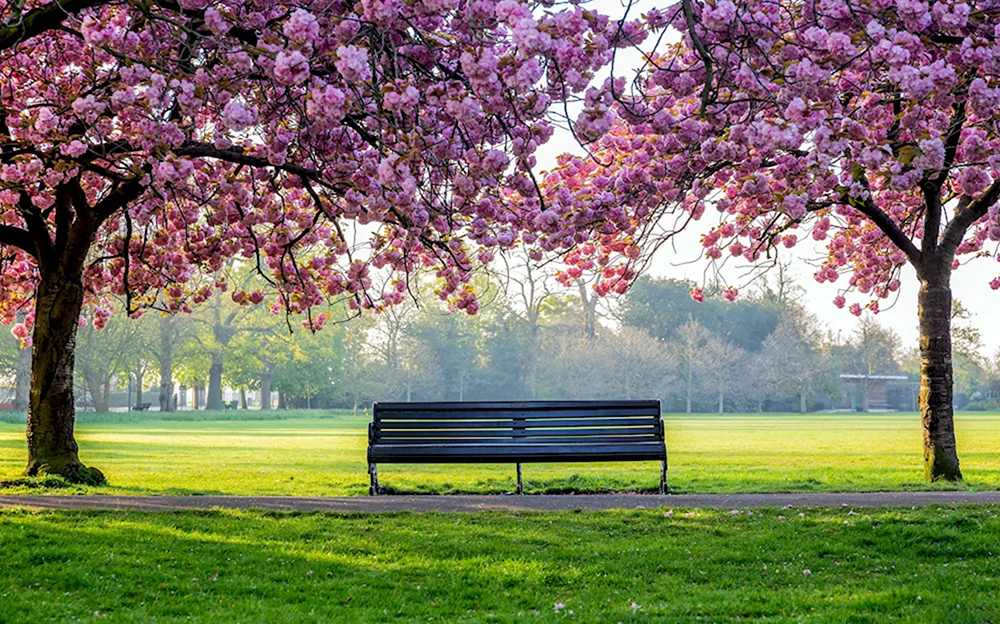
[0,0,627,482]
[533,0,1000,481]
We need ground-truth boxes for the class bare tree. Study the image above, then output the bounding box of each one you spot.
[671,319,712,414]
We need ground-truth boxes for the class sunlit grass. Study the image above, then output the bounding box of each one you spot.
[1,411,999,495]
[0,506,998,622]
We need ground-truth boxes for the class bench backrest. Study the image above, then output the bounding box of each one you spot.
[369,400,665,463]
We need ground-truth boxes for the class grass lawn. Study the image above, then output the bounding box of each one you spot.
[1,410,999,495]
[1,505,998,622]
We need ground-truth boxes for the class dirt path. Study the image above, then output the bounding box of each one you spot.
[2,491,999,513]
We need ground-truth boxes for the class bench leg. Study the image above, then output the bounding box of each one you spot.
[660,460,668,495]
[369,463,380,496]
[516,463,523,495]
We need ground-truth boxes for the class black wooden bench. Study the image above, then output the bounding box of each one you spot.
[367,400,667,495]
[132,402,152,411]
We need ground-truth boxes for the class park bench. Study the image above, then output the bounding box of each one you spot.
[132,402,152,411]
[367,400,667,495]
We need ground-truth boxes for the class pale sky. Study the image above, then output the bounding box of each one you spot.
[529,0,1000,357]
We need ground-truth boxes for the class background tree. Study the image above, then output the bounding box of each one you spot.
[702,336,743,414]
[74,307,142,413]
[846,317,903,412]
[757,309,830,414]
[671,319,712,414]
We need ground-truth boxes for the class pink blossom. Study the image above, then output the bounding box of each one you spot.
[335,45,371,82]
[274,50,310,86]
[284,9,320,44]
[221,100,256,131]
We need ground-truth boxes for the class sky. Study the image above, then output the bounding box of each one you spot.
[527,0,1000,357]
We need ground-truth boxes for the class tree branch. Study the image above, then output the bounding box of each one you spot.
[939,179,1000,260]
[17,192,55,268]
[0,0,108,51]
[0,224,35,258]
[176,142,333,186]
[920,181,942,258]
[850,195,922,267]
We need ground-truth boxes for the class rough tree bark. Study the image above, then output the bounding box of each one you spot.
[24,271,104,484]
[917,266,962,481]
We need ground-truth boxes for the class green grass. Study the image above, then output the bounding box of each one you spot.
[2,411,1000,495]
[1,506,998,622]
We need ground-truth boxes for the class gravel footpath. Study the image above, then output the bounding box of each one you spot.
[1,491,999,513]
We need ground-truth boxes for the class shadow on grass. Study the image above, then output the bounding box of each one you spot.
[0,475,73,491]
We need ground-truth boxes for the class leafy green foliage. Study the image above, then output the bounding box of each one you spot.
[621,277,783,353]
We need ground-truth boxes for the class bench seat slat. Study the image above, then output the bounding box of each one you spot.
[375,427,660,439]
[369,443,665,464]
[372,435,663,445]
[376,417,658,430]
[375,400,659,412]
[376,408,659,420]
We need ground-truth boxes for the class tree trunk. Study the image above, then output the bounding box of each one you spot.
[918,272,962,481]
[800,388,807,415]
[577,279,597,340]
[685,369,692,414]
[718,385,724,414]
[278,391,286,410]
[527,324,539,399]
[194,382,204,409]
[206,356,223,410]
[24,272,104,484]
[98,380,111,414]
[260,372,272,411]
[134,371,143,407]
[178,385,187,408]
[239,389,247,410]
[13,340,30,412]
[158,322,174,412]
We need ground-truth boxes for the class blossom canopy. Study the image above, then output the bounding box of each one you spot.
[0,0,631,336]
